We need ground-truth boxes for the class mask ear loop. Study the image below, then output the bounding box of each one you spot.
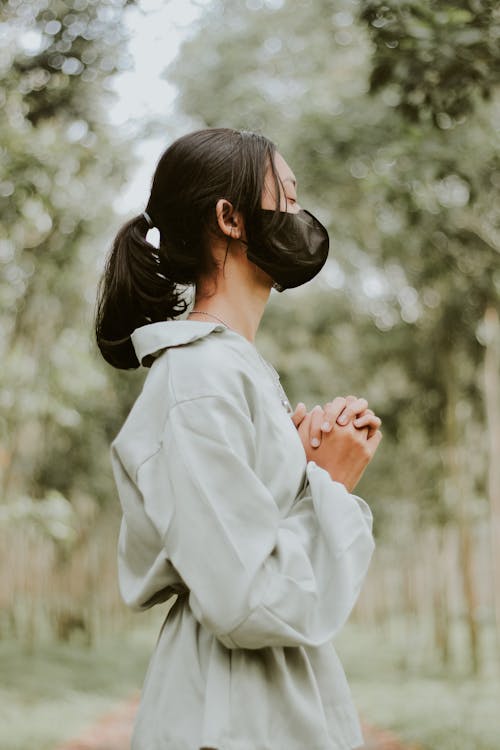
[222,236,230,274]
[222,225,244,271]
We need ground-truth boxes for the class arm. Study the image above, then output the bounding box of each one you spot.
[137,394,375,650]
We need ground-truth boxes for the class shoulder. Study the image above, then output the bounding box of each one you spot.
[164,328,261,413]
[110,326,265,477]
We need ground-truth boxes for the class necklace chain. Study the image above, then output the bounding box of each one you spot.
[190,309,231,328]
[189,309,293,413]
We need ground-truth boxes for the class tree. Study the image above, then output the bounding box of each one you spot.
[0,0,141,505]
[167,0,500,671]
[0,0,144,645]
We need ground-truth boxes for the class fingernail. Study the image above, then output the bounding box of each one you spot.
[311,437,320,447]
[338,414,348,425]
[321,421,331,431]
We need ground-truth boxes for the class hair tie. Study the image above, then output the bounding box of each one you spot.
[142,211,154,228]
[142,211,160,249]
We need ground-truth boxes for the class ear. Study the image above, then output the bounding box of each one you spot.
[215,198,245,241]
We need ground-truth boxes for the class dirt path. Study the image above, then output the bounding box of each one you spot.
[55,692,422,750]
[54,693,141,750]
[360,721,423,750]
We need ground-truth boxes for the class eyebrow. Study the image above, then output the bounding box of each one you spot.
[283,176,297,187]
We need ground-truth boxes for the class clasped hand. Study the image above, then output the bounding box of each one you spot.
[291,396,383,492]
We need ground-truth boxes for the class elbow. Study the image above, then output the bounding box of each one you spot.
[190,588,331,650]
[214,598,344,651]
[217,614,342,651]
[186,533,376,652]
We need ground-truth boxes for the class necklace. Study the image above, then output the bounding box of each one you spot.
[189,309,293,413]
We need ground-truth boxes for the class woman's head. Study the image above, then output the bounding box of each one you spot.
[95,127,287,369]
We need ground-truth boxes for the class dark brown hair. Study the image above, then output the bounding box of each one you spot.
[94,127,283,369]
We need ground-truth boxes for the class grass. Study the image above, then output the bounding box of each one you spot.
[1,611,499,750]
[0,618,159,750]
[334,615,500,750]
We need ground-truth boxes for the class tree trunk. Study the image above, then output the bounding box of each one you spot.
[481,305,500,660]
[432,525,451,667]
[444,357,480,674]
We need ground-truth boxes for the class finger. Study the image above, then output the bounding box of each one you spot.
[291,402,307,428]
[349,420,370,440]
[337,397,369,425]
[297,410,313,443]
[309,404,325,448]
[355,419,380,440]
[366,429,383,451]
[353,410,381,439]
[353,413,381,430]
[319,397,347,432]
[355,408,375,417]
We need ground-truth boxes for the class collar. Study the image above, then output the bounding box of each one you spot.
[131,320,227,368]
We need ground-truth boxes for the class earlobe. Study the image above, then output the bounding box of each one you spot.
[215,197,243,241]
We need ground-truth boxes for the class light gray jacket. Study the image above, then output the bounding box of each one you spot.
[110,320,375,750]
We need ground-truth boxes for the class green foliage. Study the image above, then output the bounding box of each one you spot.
[0,0,142,508]
[360,0,500,125]
[3,0,134,126]
[169,0,500,532]
[2,0,499,690]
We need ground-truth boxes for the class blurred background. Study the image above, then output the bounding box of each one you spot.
[1,1,500,748]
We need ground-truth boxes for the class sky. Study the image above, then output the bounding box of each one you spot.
[108,0,210,216]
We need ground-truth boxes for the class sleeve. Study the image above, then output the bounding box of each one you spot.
[138,394,375,650]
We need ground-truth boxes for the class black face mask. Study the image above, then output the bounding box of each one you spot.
[241,208,330,292]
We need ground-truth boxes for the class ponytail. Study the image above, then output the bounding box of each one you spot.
[95,212,188,369]
[94,127,280,370]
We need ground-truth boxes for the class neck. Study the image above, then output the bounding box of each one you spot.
[189,275,271,344]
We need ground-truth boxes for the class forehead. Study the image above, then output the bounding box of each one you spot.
[272,151,297,186]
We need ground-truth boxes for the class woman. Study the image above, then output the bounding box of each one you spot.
[95,127,382,750]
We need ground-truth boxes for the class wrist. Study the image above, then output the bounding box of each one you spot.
[329,475,350,492]
[326,468,352,492]
[307,461,351,493]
